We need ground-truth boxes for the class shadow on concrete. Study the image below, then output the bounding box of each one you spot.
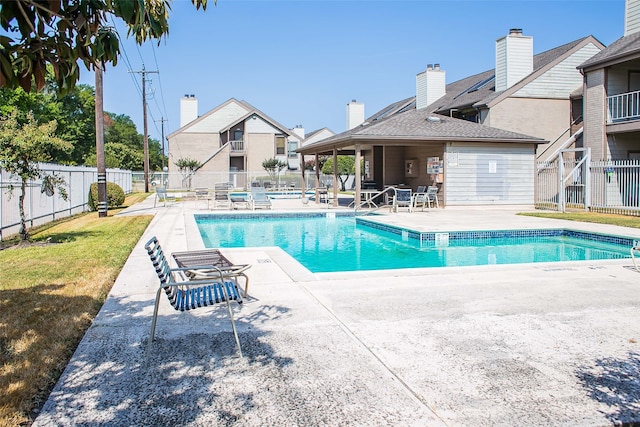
[35,292,294,426]
[576,351,640,425]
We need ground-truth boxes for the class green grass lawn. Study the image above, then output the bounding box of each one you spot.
[1,201,638,426]
[0,193,151,427]
[519,211,640,229]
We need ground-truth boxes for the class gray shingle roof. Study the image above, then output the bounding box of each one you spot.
[367,36,597,122]
[578,32,640,70]
[298,109,544,155]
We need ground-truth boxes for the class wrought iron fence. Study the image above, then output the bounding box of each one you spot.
[1,163,132,240]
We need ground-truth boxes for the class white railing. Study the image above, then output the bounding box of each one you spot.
[229,140,244,152]
[1,164,132,240]
[536,158,640,216]
[607,90,640,123]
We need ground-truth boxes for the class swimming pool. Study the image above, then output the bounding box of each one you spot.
[195,213,633,273]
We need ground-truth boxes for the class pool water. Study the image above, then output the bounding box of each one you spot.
[195,214,631,273]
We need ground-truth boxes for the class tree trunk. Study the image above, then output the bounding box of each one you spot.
[18,178,29,241]
[339,176,347,192]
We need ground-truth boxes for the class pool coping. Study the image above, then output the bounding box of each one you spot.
[191,211,637,281]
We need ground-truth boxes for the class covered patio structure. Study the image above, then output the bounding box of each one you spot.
[297,108,545,208]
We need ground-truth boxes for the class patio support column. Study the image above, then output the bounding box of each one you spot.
[355,144,361,209]
[315,153,321,205]
[333,148,339,207]
[300,154,306,197]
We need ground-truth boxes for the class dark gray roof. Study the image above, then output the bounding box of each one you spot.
[578,32,640,70]
[368,36,597,122]
[305,127,334,139]
[298,109,544,155]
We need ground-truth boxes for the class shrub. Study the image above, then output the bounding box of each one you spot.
[88,182,125,211]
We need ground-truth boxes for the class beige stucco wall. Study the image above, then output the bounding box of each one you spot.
[246,133,275,172]
[485,97,568,154]
[167,132,221,173]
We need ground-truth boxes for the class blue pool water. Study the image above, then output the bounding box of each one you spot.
[195,213,632,273]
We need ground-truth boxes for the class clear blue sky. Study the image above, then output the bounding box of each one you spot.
[79,0,625,147]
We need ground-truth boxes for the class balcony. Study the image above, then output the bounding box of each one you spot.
[229,140,244,153]
[607,90,640,124]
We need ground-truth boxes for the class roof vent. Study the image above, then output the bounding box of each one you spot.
[427,116,442,123]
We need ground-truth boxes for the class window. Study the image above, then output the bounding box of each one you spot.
[288,141,298,157]
[275,136,286,155]
[233,129,243,141]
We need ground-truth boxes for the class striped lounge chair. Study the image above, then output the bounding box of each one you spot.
[144,236,249,357]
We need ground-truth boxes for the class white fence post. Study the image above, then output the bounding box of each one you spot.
[0,163,133,240]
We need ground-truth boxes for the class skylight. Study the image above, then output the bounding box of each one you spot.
[453,76,495,99]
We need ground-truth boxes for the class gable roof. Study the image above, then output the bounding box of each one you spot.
[367,35,603,123]
[298,108,544,155]
[219,100,293,137]
[167,97,292,139]
[305,127,334,140]
[577,31,640,71]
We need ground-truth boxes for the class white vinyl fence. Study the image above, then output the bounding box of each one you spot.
[1,163,132,240]
[537,155,640,216]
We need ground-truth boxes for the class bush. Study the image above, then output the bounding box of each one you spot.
[87,182,125,211]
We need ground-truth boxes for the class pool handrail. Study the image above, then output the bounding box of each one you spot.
[353,186,397,212]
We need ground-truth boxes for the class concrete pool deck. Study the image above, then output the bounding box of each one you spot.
[34,196,640,426]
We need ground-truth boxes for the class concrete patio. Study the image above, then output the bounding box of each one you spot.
[33,195,640,426]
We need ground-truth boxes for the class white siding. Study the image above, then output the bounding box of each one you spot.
[445,143,535,205]
[187,102,249,133]
[495,33,533,92]
[626,0,640,36]
[514,43,602,98]
[416,67,446,110]
[245,116,281,133]
[346,101,365,129]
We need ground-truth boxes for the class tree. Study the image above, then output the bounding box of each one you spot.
[104,113,143,148]
[85,142,143,170]
[0,112,71,241]
[174,157,200,189]
[262,158,288,182]
[0,82,97,165]
[321,156,357,191]
[0,0,209,93]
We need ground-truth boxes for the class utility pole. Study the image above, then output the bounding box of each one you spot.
[130,65,158,192]
[95,62,107,217]
[156,117,168,170]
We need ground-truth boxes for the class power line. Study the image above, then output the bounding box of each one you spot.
[130,66,159,193]
[150,42,169,120]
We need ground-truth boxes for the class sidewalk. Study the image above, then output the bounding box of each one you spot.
[34,196,640,426]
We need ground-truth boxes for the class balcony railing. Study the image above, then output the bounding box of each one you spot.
[607,90,640,123]
[229,140,244,152]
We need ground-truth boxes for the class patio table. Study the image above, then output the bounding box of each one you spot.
[171,249,252,296]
